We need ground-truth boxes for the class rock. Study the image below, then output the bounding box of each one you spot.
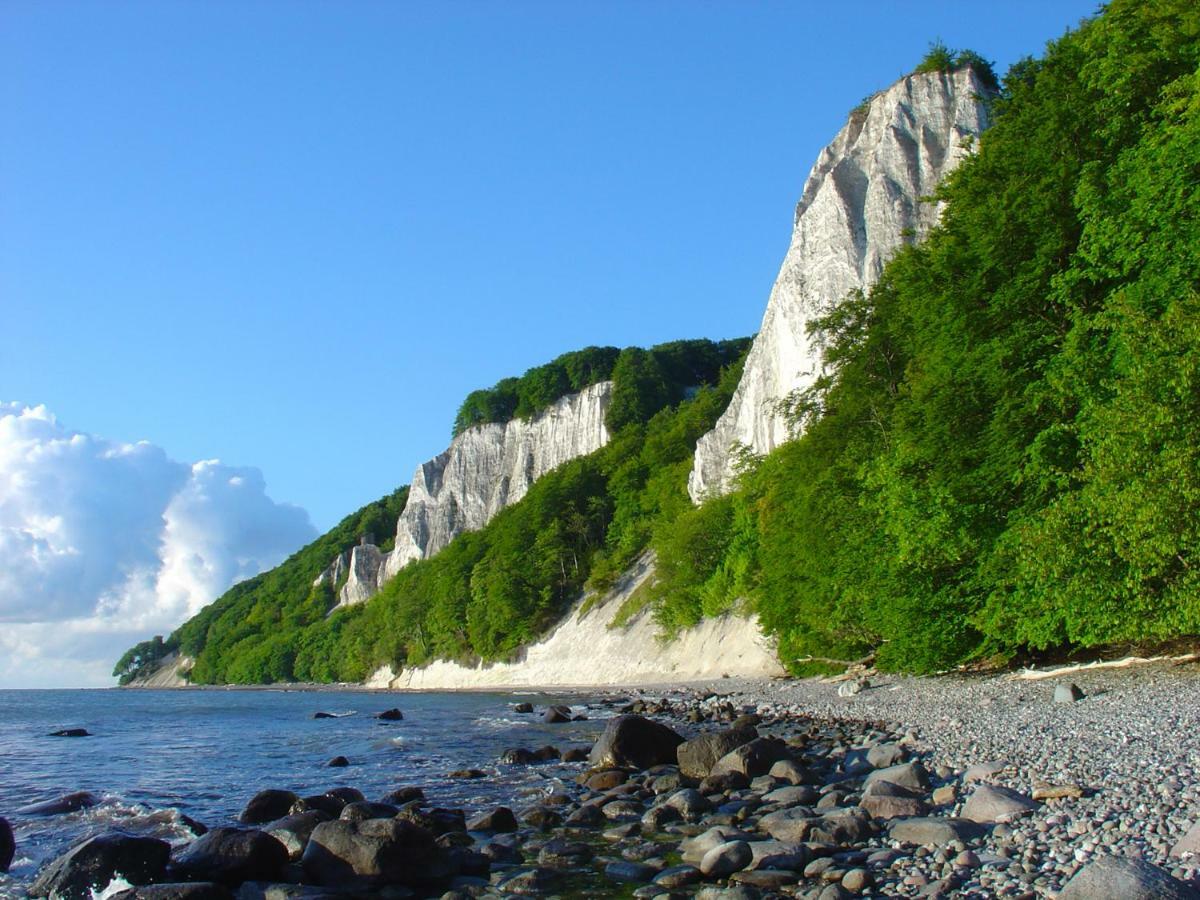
[1054,683,1085,703]
[688,68,991,500]
[663,788,711,821]
[495,866,563,895]
[537,838,593,868]
[541,705,572,724]
[961,784,1038,823]
[589,715,685,770]
[841,868,872,892]
[1031,780,1085,801]
[264,811,332,860]
[762,784,819,806]
[700,771,750,793]
[564,804,605,826]
[768,759,808,785]
[48,728,92,737]
[376,708,404,721]
[501,748,537,765]
[466,807,518,833]
[395,806,466,836]
[171,828,289,886]
[0,816,12,873]
[339,801,398,823]
[289,796,343,818]
[837,680,867,698]
[863,760,930,793]
[1058,854,1200,899]
[513,702,534,714]
[859,780,928,819]
[694,886,763,900]
[654,864,703,888]
[447,769,486,779]
[677,728,757,779]
[240,791,301,825]
[865,743,906,769]
[29,832,171,899]
[17,791,100,816]
[606,860,658,883]
[326,756,350,768]
[681,827,751,865]
[312,712,337,719]
[380,787,425,805]
[110,885,233,899]
[732,869,799,889]
[710,737,792,779]
[888,817,988,846]
[301,818,439,888]
[533,745,560,762]
[963,760,1009,783]
[521,806,563,829]
[749,840,810,872]
[585,769,628,790]
[931,785,957,806]
[700,840,753,877]
[561,747,589,762]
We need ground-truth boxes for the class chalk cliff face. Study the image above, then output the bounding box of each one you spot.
[319,381,613,609]
[689,68,992,501]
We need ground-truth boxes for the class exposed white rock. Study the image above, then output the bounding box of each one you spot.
[365,552,784,689]
[122,653,193,688]
[689,68,992,501]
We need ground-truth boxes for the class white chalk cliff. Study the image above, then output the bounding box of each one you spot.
[318,381,613,608]
[689,68,992,501]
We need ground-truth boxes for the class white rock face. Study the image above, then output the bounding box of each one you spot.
[689,68,992,501]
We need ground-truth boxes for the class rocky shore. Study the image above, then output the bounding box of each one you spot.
[13,661,1200,898]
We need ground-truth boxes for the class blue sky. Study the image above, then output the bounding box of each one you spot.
[3,0,1100,532]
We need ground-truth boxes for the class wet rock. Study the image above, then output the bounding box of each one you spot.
[541,705,573,724]
[264,811,332,861]
[495,866,563,895]
[326,756,350,768]
[960,783,1038,824]
[642,804,682,831]
[677,728,757,779]
[301,817,439,888]
[521,806,563,829]
[561,747,589,763]
[29,832,170,900]
[748,840,809,872]
[589,715,685,770]
[395,806,466,836]
[110,885,234,900]
[564,803,605,826]
[887,817,988,846]
[584,769,628,790]
[533,746,560,762]
[1054,682,1085,703]
[172,828,289,886]
[513,702,533,714]
[700,840,753,877]
[606,860,659,883]
[339,801,398,823]
[380,787,425,805]
[240,791,301,825]
[654,864,703,888]
[710,737,792,779]
[732,869,799,889]
[0,816,12,873]
[376,708,404,721]
[312,713,337,719]
[447,769,486,779]
[1058,854,1200,899]
[700,771,751,793]
[500,748,537,765]
[466,807,518,833]
[48,728,91,737]
[17,791,100,816]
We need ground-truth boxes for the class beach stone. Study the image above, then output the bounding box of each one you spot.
[841,868,872,892]
[380,787,424,806]
[888,817,988,846]
[240,791,301,825]
[1054,683,1085,703]
[642,804,682,831]
[0,816,13,872]
[931,785,957,806]
[324,788,364,805]
[501,748,537,765]
[395,806,466,836]
[561,747,589,763]
[961,784,1038,824]
[589,715,685,770]
[541,705,572,724]
[301,818,439,888]
[664,788,711,821]
[837,680,866,698]
[467,806,517,833]
[757,808,820,842]
[963,760,1009,783]
[654,864,702,887]
[763,784,819,806]
[864,760,930,793]
[29,832,171,900]
[1172,820,1200,857]
[447,769,486,779]
[677,728,757,778]
[710,737,792,779]
[536,838,593,867]
[326,756,349,768]
[564,803,605,826]
[1032,780,1085,800]
[172,828,289,886]
[17,791,100,816]
[584,769,627,790]
[109,885,233,900]
[866,743,906,769]
[700,840,753,877]
[768,759,808,785]
[859,780,928,819]
[513,702,533,713]
[264,811,332,860]
[748,840,809,871]
[481,840,522,865]
[496,866,563,895]
[694,886,762,900]
[1058,854,1200,899]
[680,827,749,864]
[376,708,403,721]
[700,771,751,793]
[521,806,563,829]
[339,801,397,823]
[606,860,658,883]
[732,869,799,889]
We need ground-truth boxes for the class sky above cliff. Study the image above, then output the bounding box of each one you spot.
[1,1,1100,687]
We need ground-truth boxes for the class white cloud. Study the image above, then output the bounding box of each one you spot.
[0,403,317,688]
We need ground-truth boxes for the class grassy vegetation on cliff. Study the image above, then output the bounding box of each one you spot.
[647,0,1200,674]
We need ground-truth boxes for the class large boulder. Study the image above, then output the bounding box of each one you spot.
[863,761,930,794]
[859,780,928,820]
[301,817,442,888]
[264,811,332,860]
[29,832,171,900]
[239,790,300,825]
[710,737,792,779]
[0,816,12,873]
[589,715,684,770]
[1058,855,1200,899]
[170,827,289,886]
[677,728,757,779]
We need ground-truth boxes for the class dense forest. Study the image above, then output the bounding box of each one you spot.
[117,0,1200,684]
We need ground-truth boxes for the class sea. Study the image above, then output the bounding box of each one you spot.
[0,687,610,897]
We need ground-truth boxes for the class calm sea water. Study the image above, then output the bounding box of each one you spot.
[0,688,609,897]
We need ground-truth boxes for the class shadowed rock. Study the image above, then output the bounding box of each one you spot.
[170,827,288,886]
[30,832,170,900]
[589,715,684,770]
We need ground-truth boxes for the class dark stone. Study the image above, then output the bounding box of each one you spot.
[324,787,364,805]
[564,803,606,826]
[380,787,425,805]
[677,727,757,779]
[170,827,289,886]
[533,745,561,762]
[265,810,332,860]
[312,712,337,719]
[109,885,234,900]
[589,715,685,771]
[466,807,518,833]
[537,838,594,867]
[18,791,100,816]
[240,790,301,825]
[448,769,487,779]
[561,747,589,763]
[501,748,537,765]
[709,737,792,779]
[395,805,466,836]
[29,832,170,899]
[48,728,91,737]
[444,847,490,878]
[584,769,628,790]
[179,814,208,836]
[521,806,563,829]
[1059,855,1200,899]
[699,771,751,794]
[541,705,573,724]
[513,702,534,714]
[606,860,658,883]
[0,816,13,873]
[300,817,440,888]
[326,756,350,768]
[376,708,404,721]
[495,867,562,895]
[290,795,343,817]
[339,801,399,823]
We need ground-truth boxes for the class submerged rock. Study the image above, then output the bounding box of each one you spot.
[17,791,100,816]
